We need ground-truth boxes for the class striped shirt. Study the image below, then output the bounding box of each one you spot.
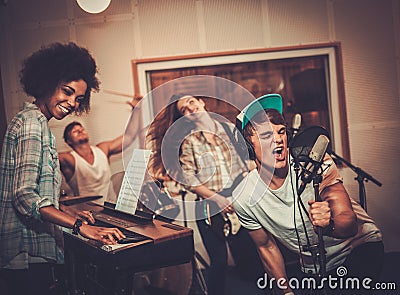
[0,102,63,269]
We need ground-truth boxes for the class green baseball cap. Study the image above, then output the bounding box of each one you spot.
[239,94,283,129]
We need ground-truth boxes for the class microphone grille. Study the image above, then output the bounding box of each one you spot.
[309,135,329,162]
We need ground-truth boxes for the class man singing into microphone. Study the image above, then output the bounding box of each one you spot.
[232,94,383,294]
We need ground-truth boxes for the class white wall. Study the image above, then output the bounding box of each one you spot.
[0,0,399,253]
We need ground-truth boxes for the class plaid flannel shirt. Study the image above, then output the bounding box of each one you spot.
[179,121,248,194]
[0,102,63,268]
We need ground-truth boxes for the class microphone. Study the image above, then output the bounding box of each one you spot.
[291,113,302,137]
[297,134,330,195]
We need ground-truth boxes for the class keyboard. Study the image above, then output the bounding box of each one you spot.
[118,228,148,244]
[93,212,133,228]
[93,219,149,244]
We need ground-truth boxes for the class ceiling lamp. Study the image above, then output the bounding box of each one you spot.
[76,0,111,14]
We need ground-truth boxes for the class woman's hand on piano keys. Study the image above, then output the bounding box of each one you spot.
[80,225,126,245]
[75,210,95,225]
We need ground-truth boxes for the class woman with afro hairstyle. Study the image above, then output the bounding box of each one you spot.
[0,42,125,295]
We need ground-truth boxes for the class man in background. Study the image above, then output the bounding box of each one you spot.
[59,96,141,204]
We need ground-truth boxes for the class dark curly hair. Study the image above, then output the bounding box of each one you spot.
[19,42,100,115]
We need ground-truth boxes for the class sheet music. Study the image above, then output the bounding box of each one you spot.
[115,149,152,214]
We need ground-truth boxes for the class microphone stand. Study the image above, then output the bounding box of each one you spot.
[312,173,327,279]
[298,170,327,295]
[330,151,382,212]
[180,189,208,295]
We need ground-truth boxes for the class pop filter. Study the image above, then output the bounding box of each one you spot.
[289,126,332,163]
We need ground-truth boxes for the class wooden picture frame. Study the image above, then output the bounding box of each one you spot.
[132,42,349,159]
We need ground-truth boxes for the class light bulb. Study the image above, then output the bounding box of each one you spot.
[76,0,111,14]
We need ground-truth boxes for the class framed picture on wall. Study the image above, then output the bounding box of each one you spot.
[132,42,349,159]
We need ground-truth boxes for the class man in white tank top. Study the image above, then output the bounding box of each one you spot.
[59,121,124,204]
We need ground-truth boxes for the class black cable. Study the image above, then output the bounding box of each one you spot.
[290,154,308,270]
[290,154,318,274]
[290,156,305,268]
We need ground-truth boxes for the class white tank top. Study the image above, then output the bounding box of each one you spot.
[68,146,111,204]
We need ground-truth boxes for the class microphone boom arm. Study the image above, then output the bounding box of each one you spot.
[330,151,382,211]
